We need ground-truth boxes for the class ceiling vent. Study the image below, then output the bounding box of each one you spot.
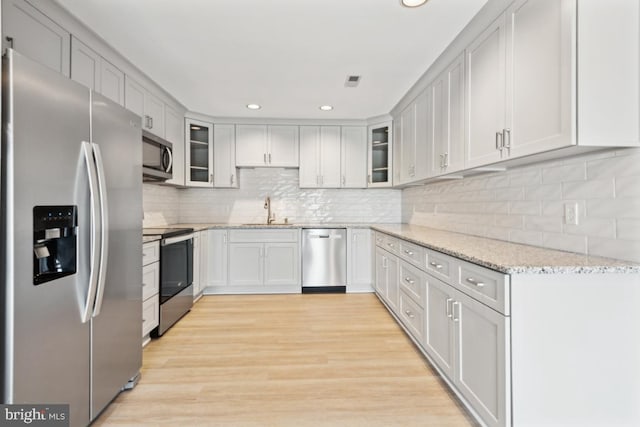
[344,75,361,87]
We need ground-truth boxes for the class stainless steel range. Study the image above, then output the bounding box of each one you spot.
[143,228,194,336]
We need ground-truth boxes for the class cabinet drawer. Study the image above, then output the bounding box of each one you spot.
[374,232,386,247]
[425,249,453,283]
[382,234,399,254]
[142,241,159,265]
[229,228,299,243]
[142,296,158,337]
[456,260,510,315]
[399,240,425,269]
[142,262,159,301]
[399,291,425,343]
[399,260,426,307]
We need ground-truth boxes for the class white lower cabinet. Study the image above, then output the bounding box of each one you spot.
[347,228,373,292]
[142,241,160,345]
[210,228,300,294]
[374,246,399,312]
[192,230,209,301]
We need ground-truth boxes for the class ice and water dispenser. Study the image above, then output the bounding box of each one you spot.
[33,205,77,285]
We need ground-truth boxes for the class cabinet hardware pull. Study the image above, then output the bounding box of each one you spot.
[404,277,415,285]
[263,153,267,164]
[503,128,511,149]
[444,152,449,168]
[382,257,388,268]
[446,298,453,318]
[405,310,415,319]
[404,250,413,256]
[368,174,372,184]
[5,36,14,48]
[230,174,234,185]
[466,277,485,287]
[452,301,460,322]
[430,261,443,269]
[388,243,394,248]
[495,131,503,151]
[268,153,272,164]
[149,117,153,129]
[209,173,213,183]
[342,175,346,186]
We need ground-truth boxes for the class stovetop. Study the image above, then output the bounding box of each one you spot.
[142,227,194,238]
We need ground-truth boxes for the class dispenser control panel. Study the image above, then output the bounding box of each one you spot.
[33,205,78,285]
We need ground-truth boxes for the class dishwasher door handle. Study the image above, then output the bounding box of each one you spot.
[309,234,331,239]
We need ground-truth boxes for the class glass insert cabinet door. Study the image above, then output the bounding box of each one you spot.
[368,121,393,187]
[185,118,213,187]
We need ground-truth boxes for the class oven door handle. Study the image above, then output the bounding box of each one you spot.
[162,233,194,246]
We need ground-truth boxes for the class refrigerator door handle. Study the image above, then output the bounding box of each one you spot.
[81,141,101,323]
[91,142,109,317]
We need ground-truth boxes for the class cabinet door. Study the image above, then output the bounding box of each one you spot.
[268,125,299,167]
[413,90,431,181]
[2,0,70,77]
[400,101,416,183]
[100,59,125,106]
[465,13,507,168]
[264,243,299,286]
[124,76,145,122]
[454,289,510,427]
[447,54,466,173]
[392,119,402,185]
[145,91,165,137]
[208,230,228,287]
[319,126,341,188]
[505,0,573,158]
[298,126,320,188]
[341,126,367,188]
[424,276,456,379]
[213,124,238,188]
[186,119,213,187]
[198,231,209,295]
[347,229,372,292]
[386,254,399,312]
[192,233,201,297]
[228,243,263,286]
[374,248,387,296]
[368,122,393,187]
[71,37,100,91]
[164,106,185,186]
[236,125,268,166]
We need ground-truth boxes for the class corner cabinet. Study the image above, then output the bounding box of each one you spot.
[368,122,393,187]
[185,119,214,187]
[235,125,299,167]
[213,124,238,188]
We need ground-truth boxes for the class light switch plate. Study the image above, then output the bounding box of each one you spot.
[564,203,579,225]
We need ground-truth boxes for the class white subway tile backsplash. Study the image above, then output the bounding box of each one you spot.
[403,148,640,263]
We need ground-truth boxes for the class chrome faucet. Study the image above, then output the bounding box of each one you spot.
[264,196,275,224]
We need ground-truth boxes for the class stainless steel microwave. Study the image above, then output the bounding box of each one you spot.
[142,130,173,181]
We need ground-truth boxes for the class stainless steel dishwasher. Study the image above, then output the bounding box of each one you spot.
[302,228,347,293]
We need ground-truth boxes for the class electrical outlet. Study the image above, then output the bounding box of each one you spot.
[564,203,579,225]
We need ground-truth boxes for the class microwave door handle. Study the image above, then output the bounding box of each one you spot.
[91,143,109,317]
[163,146,173,173]
[81,142,100,323]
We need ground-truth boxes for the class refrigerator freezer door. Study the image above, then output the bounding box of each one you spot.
[2,50,92,425]
[89,92,142,419]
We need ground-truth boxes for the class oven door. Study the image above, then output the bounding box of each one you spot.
[159,234,193,304]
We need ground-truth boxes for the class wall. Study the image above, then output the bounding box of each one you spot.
[143,168,401,226]
[403,148,640,263]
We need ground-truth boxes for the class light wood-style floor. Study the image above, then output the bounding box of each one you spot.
[95,294,477,426]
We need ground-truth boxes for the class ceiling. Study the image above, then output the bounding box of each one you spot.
[55,0,488,120]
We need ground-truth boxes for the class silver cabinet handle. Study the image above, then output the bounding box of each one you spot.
[446,298,453,318]
[404,310,415,319]
[5,36,14,49]
[503,128,511,149]
[263,153,267,164]
[496,131,503,151]
[268,153,272,164]
[149,116,154,129]
[430,261,443,269]
[230,174,234,185]
[443,152,449,168]
[404,277,415,285]
[387,243,394,248]
[452,301,460,322]
[342,175,346,186]
[209,173,213,183]
[404,249,414,256]
[368,174,372,183]
[466,277,485,287]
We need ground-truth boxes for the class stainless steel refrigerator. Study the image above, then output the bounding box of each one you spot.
[1,49,142,426]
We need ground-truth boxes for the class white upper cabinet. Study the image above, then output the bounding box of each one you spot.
[367,121,393,188]
[465,13,507,168]
[398,90,430,184]
[299,126,341,188]
[213,124,239,188]
[125,76,165,138]
[432,53,465,175]
[71,37,125,107]
[340,126,367,188]
[2,0,70,77]
[235,125,299,167]
[164,105,185,186]
[185,119,214,187]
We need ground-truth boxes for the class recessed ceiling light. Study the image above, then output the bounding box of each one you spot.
[246,104,261,110]
[401,0,428,7]
[319,105,333,111]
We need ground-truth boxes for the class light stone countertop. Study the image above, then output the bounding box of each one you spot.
[371,224,640,274]
[142,235,161,244]
[158,223,374,231]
